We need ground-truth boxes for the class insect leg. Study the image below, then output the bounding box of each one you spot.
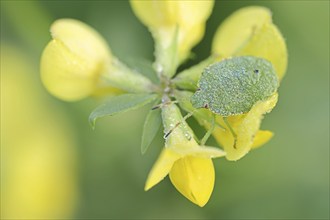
[164,110,195,139]
[200,114,215,145]
[223,117,238,149]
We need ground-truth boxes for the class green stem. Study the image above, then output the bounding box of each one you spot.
[102,59,158,94]
[153,27,179,79]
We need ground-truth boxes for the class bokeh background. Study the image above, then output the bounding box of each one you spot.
[1,0,329,219]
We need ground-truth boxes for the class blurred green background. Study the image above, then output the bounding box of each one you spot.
[1,0,329,219]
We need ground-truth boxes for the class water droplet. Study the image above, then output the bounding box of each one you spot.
[156,63,163,73]
[184,132,192,141]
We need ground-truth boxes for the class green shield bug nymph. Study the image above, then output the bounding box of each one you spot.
[191,56,279,117]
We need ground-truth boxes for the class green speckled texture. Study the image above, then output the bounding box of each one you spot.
[191,56,279,116]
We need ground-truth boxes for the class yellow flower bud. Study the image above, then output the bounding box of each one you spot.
[2,45,77,219]
[213,93,278,161]
[130,0,214,28]
[212,6,272,57]
[212,6,288,80]
[169,155,215,207]
[40,18,113,101]
[130,0,214,76]
[144,103,225,207]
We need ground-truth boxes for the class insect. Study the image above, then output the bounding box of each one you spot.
[191,56,279,116]
[189,56,279,146]
[163,56,279,146]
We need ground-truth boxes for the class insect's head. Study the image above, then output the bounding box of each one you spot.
[190,87,208,109]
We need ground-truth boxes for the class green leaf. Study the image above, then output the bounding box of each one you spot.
[141,107,162,154]
[89,93,158,129]
[106,59,156,94]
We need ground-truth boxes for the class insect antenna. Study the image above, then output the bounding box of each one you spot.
[223,117,238,149]
[151,100,178,110]
[164,111,225,141]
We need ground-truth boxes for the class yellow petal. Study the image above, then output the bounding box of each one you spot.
[212,6,287,80]
[50,19,111,64]
[212,6,272,57]
[234,93,278,160]
[251,130,274,149]
[178,23,205,62]
[169,156,215,207]
[213,94,278,161]
[130,0,214,29]
[2,45,77,219]
[175,1,214,27]
[41,40,96,101]
[40,19,111,101]
[172,145,226,159]
[212,115,243,158]
[144,148,180,191]
[130,0,214,63]
[130,1,179,27]
[237,23,288,80]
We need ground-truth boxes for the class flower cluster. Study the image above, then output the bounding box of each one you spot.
[40,1,287,207]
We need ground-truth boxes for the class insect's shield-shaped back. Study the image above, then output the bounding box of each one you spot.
[191,56,279,117]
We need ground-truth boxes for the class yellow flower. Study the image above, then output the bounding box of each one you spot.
[173,6,287,161]
[130,0,214,76]
[209,6,287,160]
[145,103,225,207]
[40,19,155,101]
[173,6,287,86]
[212,94,278,161]
[212,6,288,80]
[40,18,114,101]
[2,45,77,219]
[174,90,278,161]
